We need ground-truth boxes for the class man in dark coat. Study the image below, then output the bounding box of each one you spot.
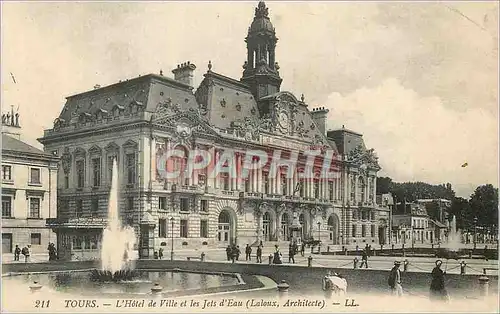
[256,245,262,263]
[430,260,449,301]
[245,244,252,261]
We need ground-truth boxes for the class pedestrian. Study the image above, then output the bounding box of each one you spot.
[430,260,449,302]
[272,245,283,264]
[235,245,241,261]
[14,245,21,261]
[300,242,305,257]
[226,245,231,261]
[288,243,295,264]
[159,248,164,259]
[388,261,403,297]
[256,245,262,263]
[245,244,252,261]
[359,250,369,268]
[21,245,31,263]
[230,245,236,263]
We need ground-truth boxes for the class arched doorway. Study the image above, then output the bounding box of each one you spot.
[263,212,271,241]
[218,210,232,244]
[327,214,339,245]
[281,213,290,241]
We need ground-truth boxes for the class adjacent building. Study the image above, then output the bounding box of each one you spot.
[2,108,59,254]
[39,1,388,261]
[391,202,447,245]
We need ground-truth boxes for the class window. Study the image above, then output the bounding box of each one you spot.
[299,180,305,197]
[2,165,12,181]
[244,178,250,192]
[350,177,356,201]
[198,174,206,186]
[91,198,99,216]
[76,160,85,188]
[127,197,134,211]
[91,158,101,187]
[29,198,40,218]
[2,196,12,217]
[263,172,269,194]
[328,181,334,200]
[107,155,116,183]
[371,225,376,237]
[64,175,69,189]
[201,200,209,212]
[281,174,287,195]
[159,197,167,210]
[180,219,188,238]
[72,236,82,250]
[30,168,41,184]
[180,198,189,212]
[126,153,136,185]
[200,220,208,237]
[222,174,229,191]
[30,233,41,245]
[361,225,366,237]
[314,180,319,198]
[371,211,375,220]
[352,225,357,237]
[158,219,167,238]
[76,200,83,218]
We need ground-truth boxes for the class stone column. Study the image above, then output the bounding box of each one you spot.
[257,168,262,193]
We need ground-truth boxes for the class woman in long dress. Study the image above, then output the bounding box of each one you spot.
[430,260,449,301]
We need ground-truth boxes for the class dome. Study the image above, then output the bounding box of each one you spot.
[248,1,275,35]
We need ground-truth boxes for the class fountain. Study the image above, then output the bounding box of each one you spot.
[90,158,138,282]
[437,215,463,260]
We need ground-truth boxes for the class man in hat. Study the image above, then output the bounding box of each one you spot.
[388,261,403,296]
[430,260,448,301]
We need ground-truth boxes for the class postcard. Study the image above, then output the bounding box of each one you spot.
[1,1,498,313]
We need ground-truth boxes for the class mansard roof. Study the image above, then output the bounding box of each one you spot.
[56,74,197,125]
[195,70,260,130]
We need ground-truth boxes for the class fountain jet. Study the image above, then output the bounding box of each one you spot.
[91,158,138,282]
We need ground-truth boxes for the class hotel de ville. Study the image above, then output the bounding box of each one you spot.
[39,1,389,260]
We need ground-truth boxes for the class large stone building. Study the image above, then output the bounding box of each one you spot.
[39,1,388,260]
[2,108,59,255]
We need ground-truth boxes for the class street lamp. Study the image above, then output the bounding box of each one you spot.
[317,221,321,242]
[170,217,175,261]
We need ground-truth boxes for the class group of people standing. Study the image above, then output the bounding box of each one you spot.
[389,259,449,301]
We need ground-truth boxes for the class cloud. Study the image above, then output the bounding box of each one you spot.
[323,78,498,197]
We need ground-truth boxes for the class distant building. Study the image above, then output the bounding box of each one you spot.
[416,198,451,224]
[2,109,59,254]
[391,202,447,244]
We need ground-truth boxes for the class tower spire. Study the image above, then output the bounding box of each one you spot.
[241,1,282,100]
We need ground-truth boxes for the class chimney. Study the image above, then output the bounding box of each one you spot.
[310,106,329,136]
[172,61,197,87]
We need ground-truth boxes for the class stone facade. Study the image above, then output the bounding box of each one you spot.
[39,1,389,261]
[2,110,59,255]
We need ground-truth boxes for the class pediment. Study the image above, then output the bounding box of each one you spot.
[154,109,220,139]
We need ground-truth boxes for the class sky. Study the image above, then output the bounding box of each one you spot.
[1,1,498,198]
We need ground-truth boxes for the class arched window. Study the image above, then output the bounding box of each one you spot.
[358,177,365,202]
[327,215,338,244]
[281,172,287,195]
[350,176,356,201]
[281,213,289,240]
[263,212,271,241]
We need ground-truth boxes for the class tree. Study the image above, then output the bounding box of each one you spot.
[376,177,392,194]
[469,184,498,234]
[450,197,472,230]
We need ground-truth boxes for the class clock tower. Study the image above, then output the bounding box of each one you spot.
[241,1,283,101]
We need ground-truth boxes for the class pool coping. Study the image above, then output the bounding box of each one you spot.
[1,267,271,298]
